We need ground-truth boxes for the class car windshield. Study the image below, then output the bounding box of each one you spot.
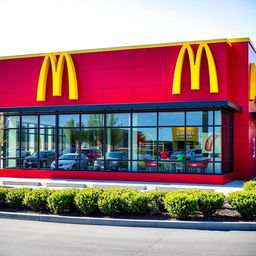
[106,152,123,158]
[59,154,76,160]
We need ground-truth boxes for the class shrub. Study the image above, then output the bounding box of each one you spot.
[197,191,225,217]
[243,181,256,191]
[6,187,32,208]
[0,188,9,207]
[227,191,256,219]
[163,192,198,219]
[23,188,53,211]
[120,189,149,215]
[47,189,79,214]
[145,191,169,213]
[74,188,103,215]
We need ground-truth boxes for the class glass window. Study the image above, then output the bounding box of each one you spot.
[186,111,213,126]
[215,111,221,125]
[81,114,104,127]
[159,112,185,126]
[59,128,79,156]
[106,128,130,159]
[132,112,156,126]
[22,115,38,128]
[81,128,103,170]
[4,116,20,128]
[40,115,56,128]
[59,114,79,127]
[106,113,130,127]
[3,129,20,158]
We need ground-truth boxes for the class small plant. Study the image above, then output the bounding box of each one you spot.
[6,188,32,208]
[23,188,53,211]
[47,189,79,214]
[227,191,256,219]
[243,181,256,191]
[197,191,225,217]
[163,192,198,219]
[74,188,103,215]
[0,188,9,207]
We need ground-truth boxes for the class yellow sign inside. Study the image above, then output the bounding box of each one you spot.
[172,127,199,141]
[250,63,256,101]
[172,43,219,95]
[37,53,78,101]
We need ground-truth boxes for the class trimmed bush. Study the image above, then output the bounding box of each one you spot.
[227,191,256,219]
[197,191,225,217]
[47,189,79,214]
[0,188,9,207]
[74,188,103,215]
[243,181,256,191]
[23,188,53,211]
[163,192,198,219]
[6,188,32,208]
[120,189,149,215]
[145,191,170,213]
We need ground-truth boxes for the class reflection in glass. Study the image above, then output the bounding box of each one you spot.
[187,111,213,126]
[215,111,221,125]
[59,114,79,127]
[59,128,79,155]
[132,112,157,127]
[4,116,20,128]
[81,114,104,127]
[22,116,38,128]
[106,113,130,127]
[40,115,56,128]
[3,159,19,169]
[159,112,185,126]
[3,129,20,158]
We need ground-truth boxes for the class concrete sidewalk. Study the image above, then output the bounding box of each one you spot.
[0,177,245,195]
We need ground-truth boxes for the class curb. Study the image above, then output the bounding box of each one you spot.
[0,211,255,231]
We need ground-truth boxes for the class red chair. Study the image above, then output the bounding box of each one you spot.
[188,158,211,173]
[143,158,160,172]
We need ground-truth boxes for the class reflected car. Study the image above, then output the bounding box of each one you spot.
[170,151,184,159]
[24,151,55,168]
[77,148,103,163]
[170,149,203,161]
[50,153,89,170]
[95,151,128,171]
[62,146,77,154]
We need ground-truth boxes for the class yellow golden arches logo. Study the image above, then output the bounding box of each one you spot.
[172,43,219,95]
[250,63,256,101]
[36,53,78,101]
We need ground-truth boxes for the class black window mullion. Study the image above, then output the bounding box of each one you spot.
[19,115,22,168]
[213,109,215,174]
[156,111,159,173]
[103,113,106,172]
[130,113,133,172]
[184,110,187,173]
[56,114,59,170]
[37,115,40,169]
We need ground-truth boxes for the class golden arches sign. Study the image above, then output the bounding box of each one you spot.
[36,53,78,101]
[172,43,219,95]
[250,63,256,101]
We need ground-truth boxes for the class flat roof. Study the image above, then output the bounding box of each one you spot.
[0,37,251,61]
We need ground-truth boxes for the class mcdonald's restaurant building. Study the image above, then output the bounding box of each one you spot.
[0,38,255,185]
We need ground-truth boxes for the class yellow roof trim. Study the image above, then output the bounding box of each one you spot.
[0,37,251,60]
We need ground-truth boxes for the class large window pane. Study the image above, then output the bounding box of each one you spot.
[81,128,103,170]
[81,114,104,127]
[3,129,20,158]
[132,112,156,126]
[59,114,79,127]
[59,128,79,155]
[40,115,56,128]
[187,111,213,126]
[159,112,185,126]
[106,113,130,127]
[4,116,20,128]
[22,115,38,128]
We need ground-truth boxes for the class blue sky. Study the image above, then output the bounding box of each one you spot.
[0,0,255,56]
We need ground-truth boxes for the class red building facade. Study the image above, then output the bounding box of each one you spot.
[0,38,255,184]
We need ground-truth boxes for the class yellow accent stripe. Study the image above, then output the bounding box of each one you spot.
[0,38,250,60]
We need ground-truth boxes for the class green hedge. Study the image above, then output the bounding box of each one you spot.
[145,191,170,213]
[243,181,256,191]
[74,188,103,215]
[47,189,79,214]
[6,188,33,208]
[0,188,9,207]
[227,191,256,219]
[23,188,53,211]
[163,192,198,219]
[197,191,225,217]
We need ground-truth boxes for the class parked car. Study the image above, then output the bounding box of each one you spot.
[50,153,89,170]
[170,149,203,161]
[95,151,128,171]
[77,148,102,162]
[23,151,55,168]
